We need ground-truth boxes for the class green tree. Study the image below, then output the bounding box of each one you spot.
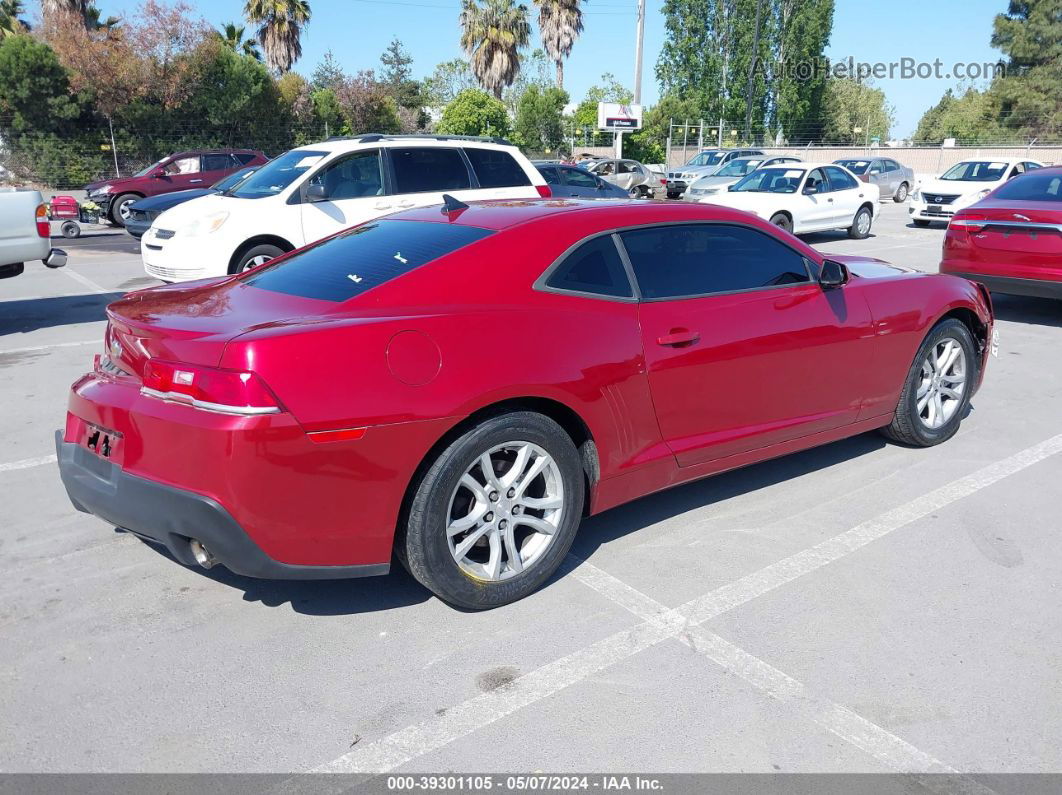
[532,0,582,89]
[379,37,424,115]
[244,0,310,75]
[311,48,344,90]
[423,58,477,109]
[820,77,894,144]
[990,0,1062,137]
[572,72,632,130]
[214,22,261,60]
[437,88,511,137]
[913,87,1006,144]
[0,34,85,132]
[459,0,531,99]
[502,47,551,115]
[514,84,567,151]
[0,0,30,37]
[772,0,833,142]
[334,70,402,134]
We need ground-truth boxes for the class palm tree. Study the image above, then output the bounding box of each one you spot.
[83,5,120,32]
[215,22,262,60]
[460,0,531,99]
[244,0,310,75]
[0,0,30,36]
[533,0,581,90]
[40,0,116,31]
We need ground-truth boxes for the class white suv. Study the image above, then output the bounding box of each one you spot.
[141,135,551,282]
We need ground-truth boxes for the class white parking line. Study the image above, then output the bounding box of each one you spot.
[61,267,113,295]
[0,339,98,356]
[0,454,57,473]
[314,432,1062,776]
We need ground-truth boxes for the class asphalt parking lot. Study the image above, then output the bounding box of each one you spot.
[2,202,1061,784]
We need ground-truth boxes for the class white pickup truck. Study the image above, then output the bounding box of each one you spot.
[0,189,67,280]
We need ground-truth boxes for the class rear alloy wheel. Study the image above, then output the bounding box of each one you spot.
[628,186,642,199]
[848,206,873,239]
[235,244,284,273]
[400,411,584,609]
[769,213,793,234]
[894,182,909,203]
[882,319,976,447]
[109,193,139,227]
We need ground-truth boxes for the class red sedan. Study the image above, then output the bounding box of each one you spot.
[57,199,994,609]
[942,166,1062,300]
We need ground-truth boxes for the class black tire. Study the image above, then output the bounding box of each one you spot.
[913,219,931,228]
[769,213,793,234]
[881,319,977,448]
[60,220,80,239]
[848,205,873,239]
[894,182,909,203]
[666,191,681,200]
[108,193,139,227]
[400,411,585,610]
[234,243,284,273]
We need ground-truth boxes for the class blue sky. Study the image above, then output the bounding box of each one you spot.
[55,0,1006,137]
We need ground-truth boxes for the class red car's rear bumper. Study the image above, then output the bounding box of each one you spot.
[939,268,1062,301]
[57,372,455,577]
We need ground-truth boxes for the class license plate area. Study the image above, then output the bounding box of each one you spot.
[928,204,942,214]
[83,423,123,465]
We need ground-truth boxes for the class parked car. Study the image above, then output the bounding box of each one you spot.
[85,149,268,227]
[910,157,1044,227]
[57,199,992,609]
[124,166,260,240]
[942,166,1062,300]
[702,162,876,238]
[0,189,66,280]
[834,157,915,202]
[142,135,550,282]
[535,162,628,198]
[685,156,802,201]
[665,148,765,198]
[585,158,660,198]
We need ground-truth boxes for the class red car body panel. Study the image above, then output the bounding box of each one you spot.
[59,200,993,575]
[941,166,1062,299]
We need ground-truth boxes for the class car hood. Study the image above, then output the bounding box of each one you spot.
[131,189,216,212]
[823,254,917,280]
[85,176,145,193]
[690,176,740,189]
[151,193,237,230]
[701,191,780,214]
[918,178,998,198]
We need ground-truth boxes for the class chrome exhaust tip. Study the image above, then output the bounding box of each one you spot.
[189,539,216,569]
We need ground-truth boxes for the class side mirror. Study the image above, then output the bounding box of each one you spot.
[151,169,166,179]
[803,182,819,195]
[819,259,850,288]
[305,183,329,202]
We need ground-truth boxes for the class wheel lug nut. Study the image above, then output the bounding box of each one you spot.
[489,491,498,502]
[484,512,494,522]
[512,505,522,515]
[499,519,508,530]
[507,488,516,498]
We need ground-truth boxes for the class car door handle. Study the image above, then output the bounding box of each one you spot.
[827,197,834,203]
[396,200,415,209]
[374,202,393,210]
[189,179,203,184]
[657,329,700,347]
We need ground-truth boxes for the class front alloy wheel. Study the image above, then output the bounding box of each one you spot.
[915,338,967,429]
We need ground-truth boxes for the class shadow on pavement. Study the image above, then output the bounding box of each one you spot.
[989,294,1062,328]
[0,292,124,335]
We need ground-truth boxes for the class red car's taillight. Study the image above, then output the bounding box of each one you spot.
[950,214,987,233]
[141,359,282,415]
[536,185,552,198]
[35,204,50,238]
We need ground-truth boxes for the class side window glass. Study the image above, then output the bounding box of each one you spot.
[540,167,562,186]
[619,224,810,300]
[164,156,200,175]
[465,148,531,188]
[308,150,384,200]
[390,148,471,193]
[563,168,598,189]
[805,168,827,193]
[824,166,858,191]
[544,235,633,298]
[202,154,236,171]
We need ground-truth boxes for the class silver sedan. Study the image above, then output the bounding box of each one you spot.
[834,157,915,202]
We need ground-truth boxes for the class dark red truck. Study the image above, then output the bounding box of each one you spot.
[84,149,268,226]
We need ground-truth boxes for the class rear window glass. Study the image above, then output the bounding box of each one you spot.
[244,220,494,301]
[990,173,1062,202]
[391,148,471,193]
[466,148,531,188]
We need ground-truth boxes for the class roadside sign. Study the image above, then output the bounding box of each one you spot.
[597,102,642,131]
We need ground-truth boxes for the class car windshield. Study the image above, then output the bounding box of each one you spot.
[941,161,1009,182]
[134,158,167,177]
[990,172,1062,202]
[730,167,805,193]
[715,159,763,177]
[837,160,870,175]
[211,167,258,191]
[244,220,495,301]
[686,151,725,167]
[225,150,326,198]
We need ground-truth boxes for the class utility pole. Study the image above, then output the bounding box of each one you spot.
[633,0,645,105]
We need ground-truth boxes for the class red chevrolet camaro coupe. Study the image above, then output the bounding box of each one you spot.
[942,165,1062,300]
[57,199,994,609]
